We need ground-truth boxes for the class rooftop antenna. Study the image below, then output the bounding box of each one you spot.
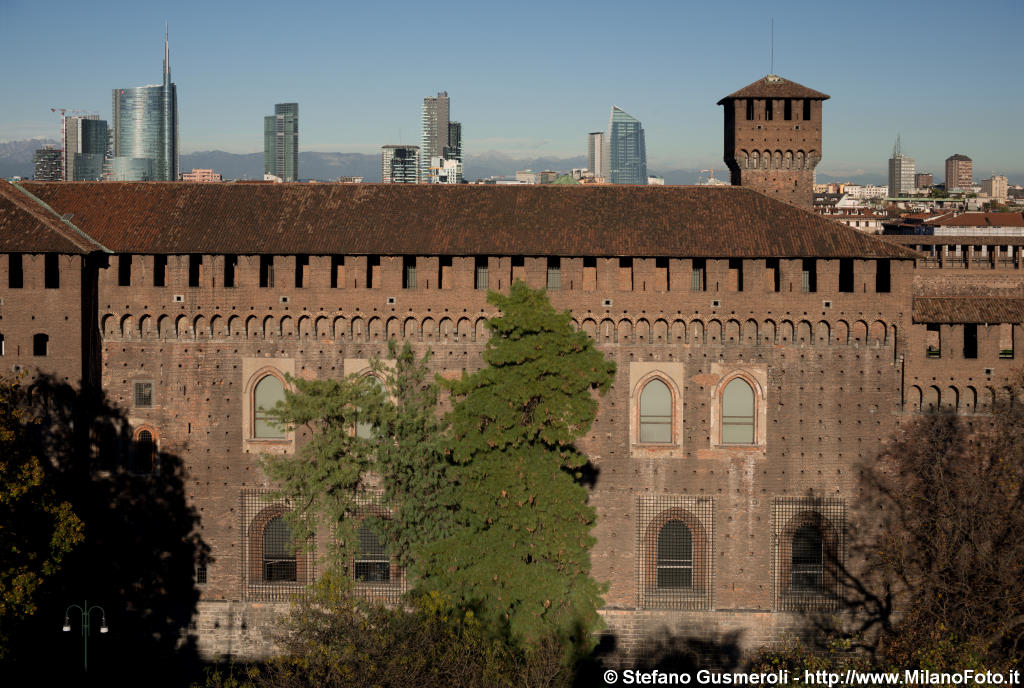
[770,18,774,74]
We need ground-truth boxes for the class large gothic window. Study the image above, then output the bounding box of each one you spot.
[639,379,672,443]
[263,516,297,582]
[355,523,390,583]
[656,520,693,589]
[721,378,755,444]
[791,524,824,593]
[254,374,286,438]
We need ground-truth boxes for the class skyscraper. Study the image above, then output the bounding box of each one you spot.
[587,132,606,180]
[381,145,420,184]
[111,26,178,181]
[264,103,299,182]
[945,154,973,192]
[888,134,915,197]
[607,106,647,185]
[33,147,61,181]
[63,115,108,181]
[421,91,450,179]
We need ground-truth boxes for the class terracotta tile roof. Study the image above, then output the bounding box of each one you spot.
[913,297,1024,324]
[15,182,916,259]
[0,182,107,253]
[931,213,1024,228]
[718,75,830,104]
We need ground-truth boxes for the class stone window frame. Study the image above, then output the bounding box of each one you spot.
[636,495,713,610]
[635,375,676,446]
[244,366,294,449]
[629,362,685,458]
[710,367,767,449]
[771,497,846,611]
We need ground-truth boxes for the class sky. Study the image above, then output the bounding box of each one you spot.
[1,0,1021,181]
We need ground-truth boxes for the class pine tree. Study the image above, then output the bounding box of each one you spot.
[421,280,615,654]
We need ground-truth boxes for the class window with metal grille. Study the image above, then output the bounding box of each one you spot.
[691,259,705,292]
[721,378,755,444]
[475,257,489,290]
[134,381,153,408]
[134,429,156,473]
[772,497,845,611]
[546,257,561,291]
[637,496,713,610]
[263,516,297,582]
[801,259,816,293]
[656,521,693,588]
[254,375,285,438]
[259,256,275,288]
[639,379,672,444]
[402,257,416,289]
[195,565,208,585]
[355,523,390,582]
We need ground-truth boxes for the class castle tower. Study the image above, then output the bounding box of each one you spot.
[718,74,829,208]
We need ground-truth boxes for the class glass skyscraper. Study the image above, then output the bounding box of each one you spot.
[63,115,107,181]
[607,106,647,185]
[264,103,299,182]
[421,91,450,180]
[111,28,178,181]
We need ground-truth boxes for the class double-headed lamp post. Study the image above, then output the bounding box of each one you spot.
[62,600,108,672]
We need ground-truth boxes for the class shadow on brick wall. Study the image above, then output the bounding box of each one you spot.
[3,375,209,686]
[576,628,744,684]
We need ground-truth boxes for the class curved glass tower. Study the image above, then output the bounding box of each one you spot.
[111,28,178,181]
[608,106,647,185]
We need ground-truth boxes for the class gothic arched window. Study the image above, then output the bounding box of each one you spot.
[253,374,286,439]
[656,520,693,589]
[639,378,672,443]
[721,378,755,444]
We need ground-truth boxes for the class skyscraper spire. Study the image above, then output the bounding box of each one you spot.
[163,23,170,85]
[893,133,902,158]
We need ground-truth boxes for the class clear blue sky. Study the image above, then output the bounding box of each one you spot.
[2,0,1021,180]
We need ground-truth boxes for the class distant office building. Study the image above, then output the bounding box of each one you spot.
[182,168,223,182]
[982,175,1008,201]
[33,147,61,181]
[428,157,463,184]
[421,91,450,179]
[888,135,915,197]
[264,103,299,182]
[607,106,647,185]
[111,157,156,181]
[945,154,973,192]
[648,175,665,186]
[588,132,606,180]
[381,145,420,184]
[515,170,538,184]
[63,115,107,181]
[336,176,364,184]
[111,27,178,181]
[915,173,933,190]
[444,121,462,162]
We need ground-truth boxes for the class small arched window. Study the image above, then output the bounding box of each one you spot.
[722,378,755,444]
[254,375,285,439]
[639,379,672,443]
[656,520,693,589]
[263,516,297,582]
[134,429,156,473]
[33,333,49,357]
[355,523,390,582]
[791,524,823,592]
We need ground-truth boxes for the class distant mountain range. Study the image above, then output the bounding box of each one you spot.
[2,137,889,186]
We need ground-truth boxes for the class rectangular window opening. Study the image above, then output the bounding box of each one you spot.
[963,324,978,359]
[295,255,308,289]
[618,257,633,291]
[8,254,23,289]
[44,254,60,289]
[926,324,941,358]
[838,259,854,293]
[875,260,891,293]
[260,256,275,288]
[511,256,525,283]
[546,257,561,291]
[223,254,237,288]
[366,255,380,289]
[474,256,488,290]
[330,256,344,288]
[118,254,132,287]
[728,258,744,292]
[766,258,781,292]
[691,259,706,292]
[802,99,811,120]
[784,99,792,121]
[32,333,48,357]
[188,254,202,288]
[801,259,817,293]
[1000,323,1014,359]
[745,99,754,120]
[153,255,167,287]
[403,256,417,289]
[439,255,452,289]
[765,99,773,121]
[656,257,669,291]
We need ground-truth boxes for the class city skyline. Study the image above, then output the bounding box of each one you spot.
[1,0,1022,181]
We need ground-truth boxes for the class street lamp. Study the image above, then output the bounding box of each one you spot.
[62,600,108,672]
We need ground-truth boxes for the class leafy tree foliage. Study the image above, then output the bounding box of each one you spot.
[419,281,615,654]
[0,376,83,657]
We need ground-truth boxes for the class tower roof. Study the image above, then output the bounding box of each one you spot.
[717,74,830,104]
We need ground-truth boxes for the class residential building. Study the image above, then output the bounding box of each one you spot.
[428,157,462,184]
[981,175,1008,201]
[421,91,450,179]
[381,145,420,184]
[63,115,107,181]
[945,154,973,192]
[915,173,933,190]
[264,103,299,183]
[515,170,538,184]
[718,74,829,208]
[33,147,61,181]
[843,184,887,200]
[607,106,647,185]
[444,122,462,163]
[888,135,915,198]
[588,132,606,180]
[647,175,665,186]
[111,27,178,181]
[182,168,223,182]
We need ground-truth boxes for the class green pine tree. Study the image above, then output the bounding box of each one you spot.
[421,280,615,656]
